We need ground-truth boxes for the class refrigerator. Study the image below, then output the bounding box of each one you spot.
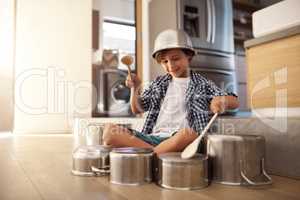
[177,0,237,95]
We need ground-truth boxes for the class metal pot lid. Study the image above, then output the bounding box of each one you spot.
[73,145,111,159]
[112,147,153,154]
[158,152,208,164]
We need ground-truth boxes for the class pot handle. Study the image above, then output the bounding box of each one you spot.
[91,166,110,176]
[240,158,272,186]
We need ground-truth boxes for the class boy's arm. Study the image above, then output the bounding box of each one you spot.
[204,78,239,114]
[130,86,144,114]
[210,95,239,114]
[126,74,144,114]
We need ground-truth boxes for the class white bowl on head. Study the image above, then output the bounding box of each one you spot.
[252,0,300,38]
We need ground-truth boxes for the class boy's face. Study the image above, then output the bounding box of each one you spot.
[158,49,191,78]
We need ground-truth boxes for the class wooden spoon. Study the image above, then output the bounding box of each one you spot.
[121,55,133,80]
[181,113,218,159]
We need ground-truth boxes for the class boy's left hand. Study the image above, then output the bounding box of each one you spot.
[210,96,227,114]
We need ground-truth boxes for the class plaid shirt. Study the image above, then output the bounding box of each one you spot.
[139,70,236,135]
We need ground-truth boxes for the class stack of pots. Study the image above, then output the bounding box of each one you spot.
[154,134,272,189]
[72,145,110,176]
[72,146,155,185]
[72,135,272,189]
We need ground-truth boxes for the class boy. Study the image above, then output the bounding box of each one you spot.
[102,29,239,154]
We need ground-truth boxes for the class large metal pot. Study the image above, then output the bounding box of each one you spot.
[205,134,272,186]
[72,145,110,176]
[110,147,153,185]
[156,152,208,190]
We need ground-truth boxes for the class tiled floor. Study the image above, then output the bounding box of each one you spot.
[0,133,299,200]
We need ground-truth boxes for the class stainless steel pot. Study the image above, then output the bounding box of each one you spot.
[72,145,110,176]
[206,134,272,186]
[110,147,153,185]
[156,152,208,190]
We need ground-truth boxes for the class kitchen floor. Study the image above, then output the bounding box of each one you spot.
[0,133,299,200]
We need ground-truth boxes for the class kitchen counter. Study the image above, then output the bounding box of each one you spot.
[244,25,300,48]
[0,133,300,200]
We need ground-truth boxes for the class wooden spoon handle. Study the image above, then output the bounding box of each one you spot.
[126,65,132,81]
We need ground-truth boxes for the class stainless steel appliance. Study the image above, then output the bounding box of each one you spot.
[93,67,133,117]
[177,0,234,55]
[205,134,272,186]
[177,0,237,95]
[110,147,153,185]
[156,152,208,190]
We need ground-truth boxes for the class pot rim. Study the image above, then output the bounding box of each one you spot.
[111,147,153,154]
[158,152,208,164]
[73,145,111,159]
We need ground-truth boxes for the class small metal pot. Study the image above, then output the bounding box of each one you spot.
[156,152,208,190]
[110,147,153,185]
[206,134,272,186]
[72,145,111,176]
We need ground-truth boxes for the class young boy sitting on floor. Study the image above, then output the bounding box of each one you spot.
[102,29,239,155]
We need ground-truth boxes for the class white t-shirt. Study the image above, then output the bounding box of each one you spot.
[151,76,190,137]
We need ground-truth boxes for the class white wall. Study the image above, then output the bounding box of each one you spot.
[0,0,15,132]
[14,0,92,133]
[149,0,177,80]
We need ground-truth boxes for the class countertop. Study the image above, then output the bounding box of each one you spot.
[0,133,299,200]
[244,25,300,48]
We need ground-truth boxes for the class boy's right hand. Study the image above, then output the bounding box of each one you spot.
[125,73,141,89]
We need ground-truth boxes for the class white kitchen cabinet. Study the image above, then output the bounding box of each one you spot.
[14,0,92,133]
[246,33,300,109]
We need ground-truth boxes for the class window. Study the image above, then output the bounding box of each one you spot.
[102,19,136,71]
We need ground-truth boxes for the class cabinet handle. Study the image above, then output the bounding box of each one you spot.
[211,0,216,43]
[206,0,212,43]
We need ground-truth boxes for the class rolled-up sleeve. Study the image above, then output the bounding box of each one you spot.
[138,82,154,112]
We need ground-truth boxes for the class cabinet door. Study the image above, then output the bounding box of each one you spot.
[14,0,92,133]
[92,10,99,50]
[246,34,300,109]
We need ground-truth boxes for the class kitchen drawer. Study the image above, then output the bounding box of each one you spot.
[246,34,300,109]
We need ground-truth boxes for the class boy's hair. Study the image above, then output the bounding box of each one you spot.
[155,48,195,63]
